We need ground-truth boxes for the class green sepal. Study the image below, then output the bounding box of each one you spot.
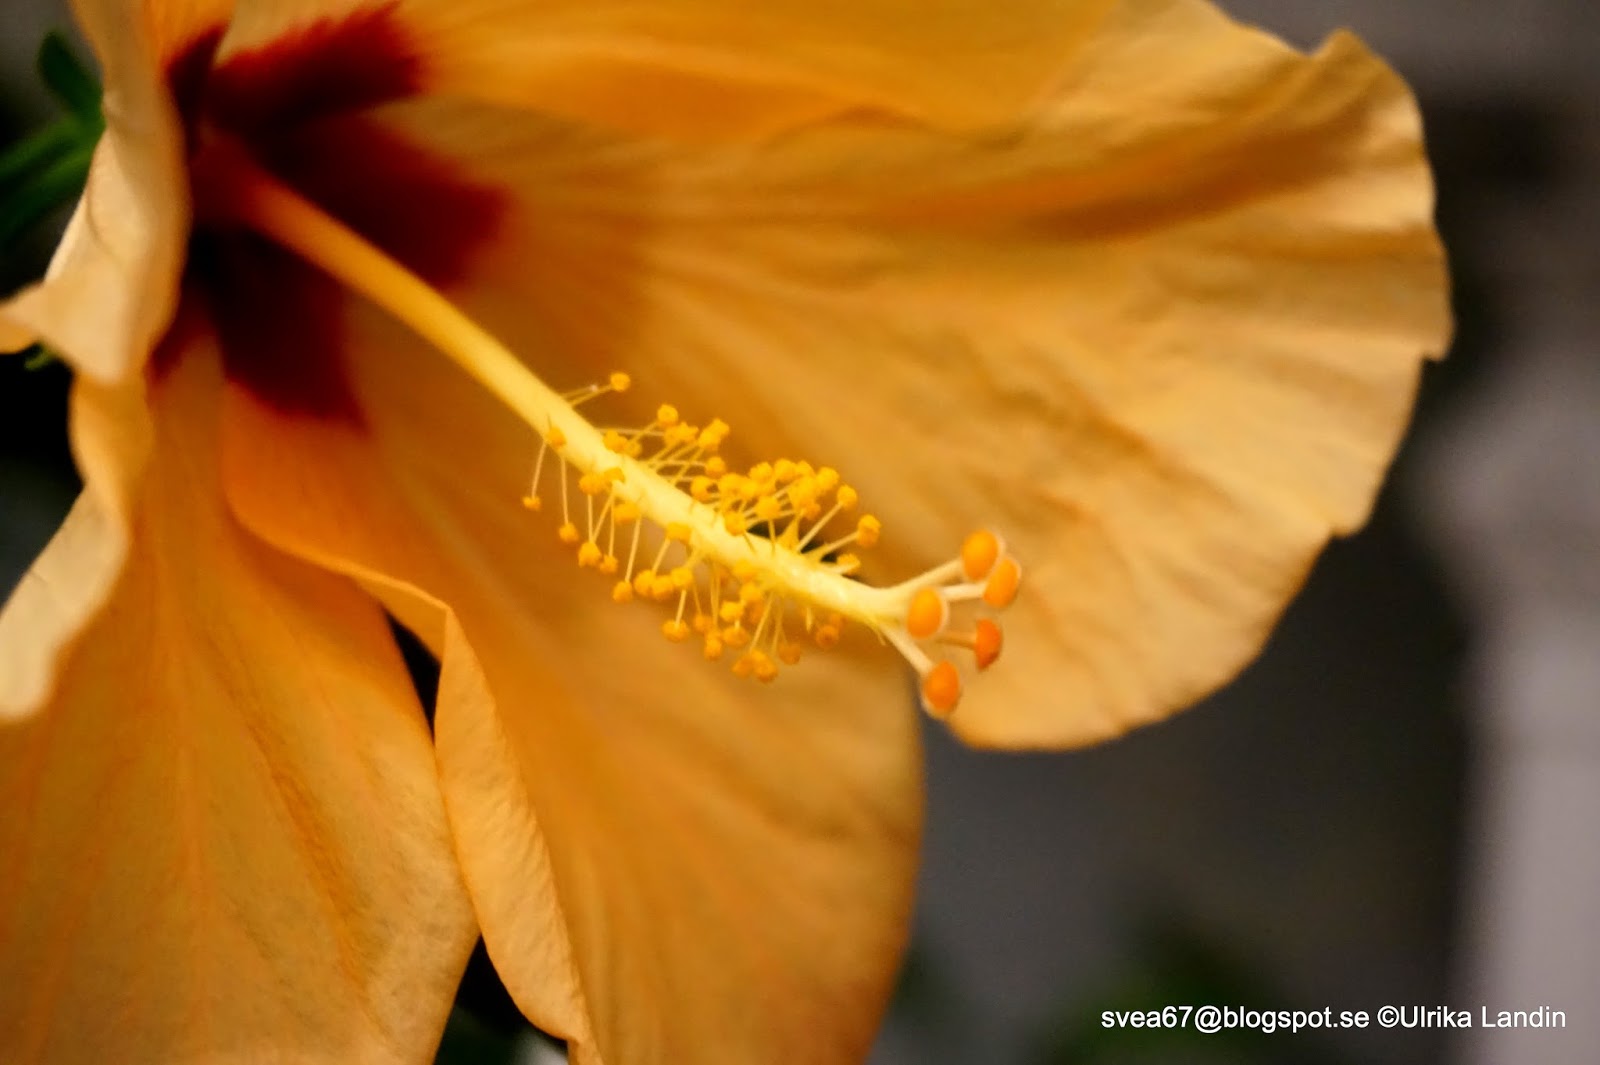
[0,143,95,246]
[22,345,61,371]
[37,32,103,124]
[0,33,102,249]
[0,119,82,191]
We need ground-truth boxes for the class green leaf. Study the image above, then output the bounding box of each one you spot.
[0,35,102,246]
[37,32,102,123]
[0,119,81,191]
[22,346,60,371]
[0,143,94,247]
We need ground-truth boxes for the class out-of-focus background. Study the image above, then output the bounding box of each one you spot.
[2,2,1595,1064]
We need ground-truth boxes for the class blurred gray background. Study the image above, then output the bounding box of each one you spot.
[3,2,1596,1064]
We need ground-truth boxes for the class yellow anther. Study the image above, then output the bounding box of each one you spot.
[523,374,949,688]
[961,530,1003,582]
[698,419,730,450]
[973,619,1003,671]
[751,652,779,683]
[521,495,542,511]
[920,661,962,718]
[906,587,948,640]
[983,557,1022,609]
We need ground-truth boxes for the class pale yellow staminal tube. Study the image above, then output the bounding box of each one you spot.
[212,146,1017,715]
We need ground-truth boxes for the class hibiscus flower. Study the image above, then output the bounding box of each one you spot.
[0,0,1449,1062]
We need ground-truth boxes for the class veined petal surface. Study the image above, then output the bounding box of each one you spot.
[314,0,1449,748]
[0,325,475,1062]
[217,0,1115,139]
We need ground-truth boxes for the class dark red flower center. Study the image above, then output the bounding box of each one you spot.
[164,3,506,416]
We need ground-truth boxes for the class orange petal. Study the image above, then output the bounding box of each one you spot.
[0,330,475,1060]
[86,0,233,65]
[218,300,922,1064]
[220,0,1115,138]
[336,3,1448,748]
[0,0,227,379]
[0,372,151,718]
